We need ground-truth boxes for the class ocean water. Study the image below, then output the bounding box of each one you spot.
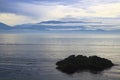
[0,33,120,80]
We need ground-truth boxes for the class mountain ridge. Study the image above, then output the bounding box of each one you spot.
[0,21,120,33]
[0,22,12,30]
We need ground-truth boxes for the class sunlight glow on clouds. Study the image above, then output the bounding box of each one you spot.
[0,13,38,26]
[19,2,120,20]
[0,0,120,26]
[47,28,82,31]
[89,3,120,18]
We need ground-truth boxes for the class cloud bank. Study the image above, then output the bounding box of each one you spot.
[0,0,120,28]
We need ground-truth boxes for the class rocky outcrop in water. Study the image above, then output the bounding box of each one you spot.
[56,55,114,74]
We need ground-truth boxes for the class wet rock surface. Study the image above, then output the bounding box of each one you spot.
[56,55,114,74]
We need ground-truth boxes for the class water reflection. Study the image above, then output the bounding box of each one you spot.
[0,33,120,80]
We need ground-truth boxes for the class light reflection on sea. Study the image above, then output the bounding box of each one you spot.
[0,33,119,80]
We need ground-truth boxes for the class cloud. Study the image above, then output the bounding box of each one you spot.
[89,3,120,18]
[85,25,120,31]
[47,28,82,31]
[0,0,120,26]
[0,13,38,26]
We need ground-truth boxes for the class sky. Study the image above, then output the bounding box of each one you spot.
[0,0,120,26]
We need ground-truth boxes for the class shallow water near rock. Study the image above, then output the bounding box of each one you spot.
[0,33,120,80]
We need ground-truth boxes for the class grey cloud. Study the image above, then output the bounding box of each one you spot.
[0,0,78,13]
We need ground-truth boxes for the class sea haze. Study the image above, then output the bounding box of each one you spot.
[0,33,120,80]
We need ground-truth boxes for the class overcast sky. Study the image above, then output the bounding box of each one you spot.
[0,0,120,26]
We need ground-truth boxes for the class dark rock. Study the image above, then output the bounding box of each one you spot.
[56,55,114,74]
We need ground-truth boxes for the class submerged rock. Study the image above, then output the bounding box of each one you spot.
[56,55,114,74]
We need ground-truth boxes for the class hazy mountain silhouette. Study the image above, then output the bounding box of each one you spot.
[40,20,101,24]
[0,21,119,33]
[0,22,11,30]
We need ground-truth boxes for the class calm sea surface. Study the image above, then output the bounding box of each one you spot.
[0,33,120,80]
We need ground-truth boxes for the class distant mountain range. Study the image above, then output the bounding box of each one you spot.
[0,22,12,30]
[0,20,119,33]
[39,20,101,24]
